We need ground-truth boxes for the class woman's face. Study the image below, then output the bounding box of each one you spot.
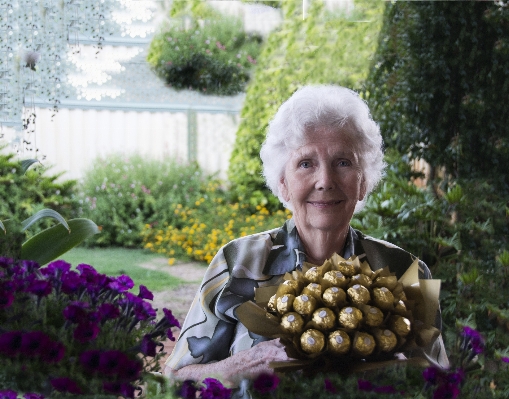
[279,126,366,236]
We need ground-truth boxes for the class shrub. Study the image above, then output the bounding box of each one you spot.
[141,184,291,264]
[78,154,217,248]
[147,12,262,95]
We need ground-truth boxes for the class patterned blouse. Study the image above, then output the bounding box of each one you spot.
[166,219,448,370]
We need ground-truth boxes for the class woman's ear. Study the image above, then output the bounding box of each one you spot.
[359,175,367,201]
[279,176,290,202]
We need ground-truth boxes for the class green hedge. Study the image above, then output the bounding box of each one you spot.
[227,0,384,208]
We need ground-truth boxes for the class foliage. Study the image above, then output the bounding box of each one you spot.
[240,0,281,8]
[141,180,291,264]
[365,1,509,190]
[78,154,218,248]
[0,257,181,397]
[227,0,384,209]
[147,1,262,95]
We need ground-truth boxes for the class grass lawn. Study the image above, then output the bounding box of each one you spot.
[60,247,183,292]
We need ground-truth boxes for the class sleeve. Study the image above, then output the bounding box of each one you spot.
[165,246,236,370]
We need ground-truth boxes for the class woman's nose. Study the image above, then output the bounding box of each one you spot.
[316,166,334,190]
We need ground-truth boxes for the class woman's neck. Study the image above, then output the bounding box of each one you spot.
[298,227,349,266]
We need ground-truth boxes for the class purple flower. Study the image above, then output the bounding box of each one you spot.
[97,303,120,321]
[502,356,509,363]
[253,373,280,394]
[20,331,50,357]
[25,280,52,297]
[42,260,71,278]
[179,380,198,399]
[358,379,373,391]
[20,260,40,273]
[79,349,102,373]
[50,377,82,394]
[138,285,154,300]
[141,334,158,357]
[0,257,13,268]
[23,393,45,399]
[103,382,136,398]
[40,340,66,363]
[61,271,82,294]
[0,331,23,357]
[76,263,98,276]
[74,322,100,343]
[433,383,460,399]
[118,358,143,382]
[163,308,181,328]
[0,390,17,399]
[63,302,89,323]
[447,369,465,385]
[324,378,337,393]
[200,378,232,399]
[0,290,14,309]
[461,326,485,354]
[108,275,134,292]
[98,350,129,376]
[133,300,156,321]
[423,367,443,384]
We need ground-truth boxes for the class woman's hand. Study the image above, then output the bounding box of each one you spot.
[166,339,291,387]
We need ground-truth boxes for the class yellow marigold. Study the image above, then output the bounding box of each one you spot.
[186,247,193,255]
[168,258,175,265]
[145,243,154,249]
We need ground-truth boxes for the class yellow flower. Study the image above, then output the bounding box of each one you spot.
[168,258,175,265]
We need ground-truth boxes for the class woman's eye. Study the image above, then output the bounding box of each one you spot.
[338,160,351,167]
[299,161,311,168]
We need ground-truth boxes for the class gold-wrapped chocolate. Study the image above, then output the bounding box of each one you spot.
[301,283,322,301]
[323,271,348,288]
[276,280,300,297]
[311,308,336,331]
[267,294,277,312]
[364,306,384,327]
[353,332,376,357]
[351,274,372,288]
[374,276,398,290]
[328,330,351,355]
[337,261,357,277]
[390,316,411,337]
[347,284,371,305]
[293,294,317,316]
[373,329,398,352]
[338,306,363,329]
[304,267,321,283]
[280,312,304,334]
[394,300,407,312]
[300,329,325,354]
[277,294,295,314]
[373,287,395,310]
[322,287,346,307]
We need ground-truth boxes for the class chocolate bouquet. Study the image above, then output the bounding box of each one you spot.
[236,254,441,373]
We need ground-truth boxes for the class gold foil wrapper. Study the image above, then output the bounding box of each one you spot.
[302,283,322,301]
[394,300,407,312]
[338,306,363,330]
[304,267,321,283]
[323,271,348,288]
[322,286,346,307]
[390,316,411,337]
[311,307,336,331]
[337,261,357,277]
[351,274,372,288]
[300,329,325,354]
[353,332,376,357]
[374,276,398,290]
[280,312,304,334]
[267,294,277,313]
[374,329,398,352]
[347,284,371,305]
[277,294,295,314]
[364,306,384,327]
[293,294,317,316]
[276,280,299,297]
[328,330,351,355]
[373,287,394,310]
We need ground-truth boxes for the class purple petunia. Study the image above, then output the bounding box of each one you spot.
[253,373,280,394]
[179,380,199,399]
[423,367,444,385]
[97,303,120,322]
[74,321,100,343]
[63,301,89,323]
[502,356,509,363]
[0,331,23,357]
[141,334,158,357]
[163,308,181,328]
[0,290,14,309]
[50,377,82,394]
[40,340,66,363]
[61,271,82,294]
[79,349,102,373]
[433,383,460,399]
[23,393,45,399]
[200,378,232,399]
[0,390,17,399]
[108,275,134,292]
[138,285,154,300]
[324,378,337,393]
[20,331,50,357]
[0,257,13,268]
[103,382,136,399]
[25,280,52,297]
[98,350,130,376]
[133,300,157,321]
[41,260,71,278]
[461,326,485,354]
[358,379,373,391]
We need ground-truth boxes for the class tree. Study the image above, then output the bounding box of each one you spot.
[365,1,509,191]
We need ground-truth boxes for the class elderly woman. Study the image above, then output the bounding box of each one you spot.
[165,85,448,385]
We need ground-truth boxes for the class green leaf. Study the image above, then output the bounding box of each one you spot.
[20,159,40,174]
[21,218,100,265]
[21,209,70,232]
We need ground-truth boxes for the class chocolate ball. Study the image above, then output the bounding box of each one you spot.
[364,306,384,327]
[323,271,348,288]
[312,307,336,331]
[373,287,395,310]
[322,286,346,307]
[267,294,277,313]
[300,329,325,354]
[280,312,304,334]
[337,261,357,277]
[390,316,411,337]
[293,294,317,316]
[305,266,321,283]
[351,274,372,288]
[328,330,351,355]
[277,280,299,297]
[338,306,363,330]
[353,332,376,357]
[374,329,398,352]
[302,283,322,301]
[277,294,295,314]
[347,284,371,305]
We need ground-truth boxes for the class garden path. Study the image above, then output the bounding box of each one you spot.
[138,258,207,370]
